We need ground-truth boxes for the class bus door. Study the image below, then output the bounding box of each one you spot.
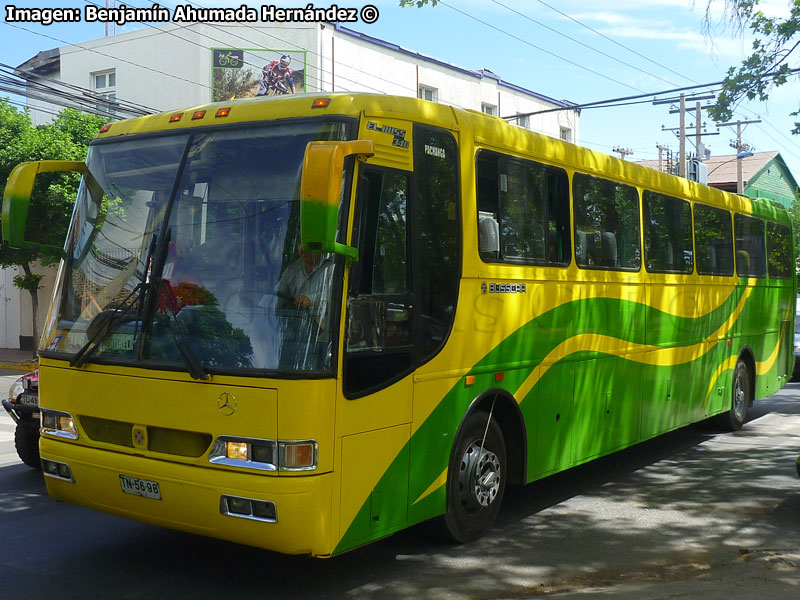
[335,120,461,549]
[336,153,414,547]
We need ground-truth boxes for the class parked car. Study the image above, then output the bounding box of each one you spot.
[2,371,40,469]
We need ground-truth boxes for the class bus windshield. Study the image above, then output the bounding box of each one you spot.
[43,120,351,375]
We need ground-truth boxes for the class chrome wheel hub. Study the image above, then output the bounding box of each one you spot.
[733,368,747,421]
[458,441,501,512]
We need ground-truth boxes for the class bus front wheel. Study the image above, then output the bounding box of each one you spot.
[716,359,750,431]
[439,411,507,543]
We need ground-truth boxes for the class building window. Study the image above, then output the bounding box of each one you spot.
[92,69,117,117]
[418,85,437,103]
[481,103,497,116]
[516,113,530,129]
[560,127,572,143]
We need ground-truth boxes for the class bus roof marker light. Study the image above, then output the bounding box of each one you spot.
[192,110,207,120]
[311,98,332,109]
[169,113,183,123]
[99,123,112,133]
[215,107,231,118]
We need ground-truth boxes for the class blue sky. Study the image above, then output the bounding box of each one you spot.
[3,0,800,179]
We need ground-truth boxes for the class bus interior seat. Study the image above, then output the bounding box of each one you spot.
[664,241,674,270]
[575,230,587,265]
[478,215,500,259]
[737,250,750,273]
[703,245,717,273]
[547,229,559,262]
[600,232,618,267]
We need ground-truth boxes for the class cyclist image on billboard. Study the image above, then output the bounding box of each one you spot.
[257,54,296,96]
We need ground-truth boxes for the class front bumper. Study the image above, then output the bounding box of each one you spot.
[41,437,335,556]
[2,399,39,423]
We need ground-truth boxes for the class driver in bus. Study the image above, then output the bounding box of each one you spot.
[277,241,333,317]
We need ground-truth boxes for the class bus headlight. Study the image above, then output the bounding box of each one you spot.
[225,441,249,461]
[209,436,277,471]
[209,437,318,471]
[41,409,79,440]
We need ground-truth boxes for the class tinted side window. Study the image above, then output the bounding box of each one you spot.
[573,173,640,270]
[734,214,767,278]
[766,221,793,279]
[345,168,413,397]
[643,191,693,274]
[694,204,734,276]
[414,126,460,364]
[476,151,570,265]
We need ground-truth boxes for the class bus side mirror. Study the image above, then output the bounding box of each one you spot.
[2,160,87,257]
[300,140,374,263]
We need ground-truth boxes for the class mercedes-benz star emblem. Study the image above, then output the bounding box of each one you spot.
[217,392,237,416]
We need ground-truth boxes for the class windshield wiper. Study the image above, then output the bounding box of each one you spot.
[69,282,146,368]
[152,287,208,381]
[70,234,159,368]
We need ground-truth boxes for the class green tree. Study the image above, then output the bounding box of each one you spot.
[706,1,800,132]
[0,100,108,356]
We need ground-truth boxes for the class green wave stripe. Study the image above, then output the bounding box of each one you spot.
[334,278,788,554]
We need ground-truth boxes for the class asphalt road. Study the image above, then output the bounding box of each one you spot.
[1,374,798,599]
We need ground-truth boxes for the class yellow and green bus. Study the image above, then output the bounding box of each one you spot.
[2,93,794,556]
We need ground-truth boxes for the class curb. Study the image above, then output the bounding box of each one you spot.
[0,361,38,372]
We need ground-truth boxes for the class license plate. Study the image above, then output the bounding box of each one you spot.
[18,393,38,406]
[119,475,161,500]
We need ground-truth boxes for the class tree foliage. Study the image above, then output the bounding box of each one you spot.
[707,1,800,132]
[0,99,108,351]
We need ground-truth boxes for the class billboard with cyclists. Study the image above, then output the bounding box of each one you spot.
[211,48,306,101]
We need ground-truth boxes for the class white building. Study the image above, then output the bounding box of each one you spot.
[6,21,580,350]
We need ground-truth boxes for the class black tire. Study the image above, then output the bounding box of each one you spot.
[438,411,506,543]
[14,420,41,470]
[715,359,750,431]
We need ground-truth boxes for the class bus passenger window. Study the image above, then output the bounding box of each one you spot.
[643,191,693,274]
[694,204,734,276]
[734,214,767,278]
[475,150,570,265]
[573,173,640,270]
[766,221,793,279]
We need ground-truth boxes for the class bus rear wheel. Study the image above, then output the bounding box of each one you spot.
[716,359,750,431]
[439,411,506,543]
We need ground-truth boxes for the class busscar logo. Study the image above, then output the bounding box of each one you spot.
[482,282,527,294]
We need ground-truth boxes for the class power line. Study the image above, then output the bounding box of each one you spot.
[1,21,218,95]
[438,0,647,94]
[489,0,681,88]
[531,0,697,85]
[0,62,155,117]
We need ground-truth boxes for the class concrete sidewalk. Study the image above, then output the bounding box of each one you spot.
[0,348,37,372]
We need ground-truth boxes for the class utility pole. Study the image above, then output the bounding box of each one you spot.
[612,146,633,160]
[657,93,718,178]
[656,144,670,172]
[679,94,686,177]
[695,101,702,160]
[718,119,761,193]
